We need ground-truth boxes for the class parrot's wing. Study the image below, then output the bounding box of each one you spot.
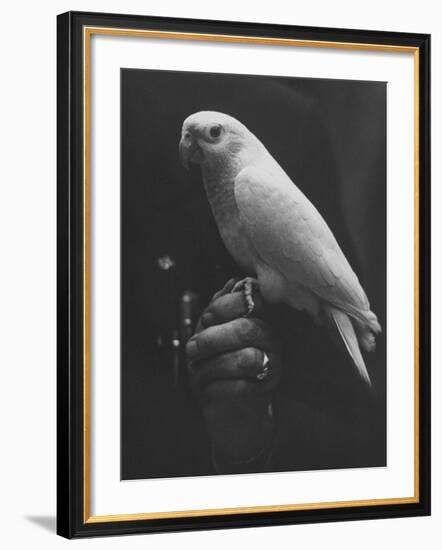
[234,165,370,319]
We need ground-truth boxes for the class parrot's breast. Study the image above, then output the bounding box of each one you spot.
[218,209,258,274]
[202,170,258,274]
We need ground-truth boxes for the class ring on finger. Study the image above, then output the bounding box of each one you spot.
[256,352,270,381]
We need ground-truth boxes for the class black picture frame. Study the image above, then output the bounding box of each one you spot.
[57,10,431,539]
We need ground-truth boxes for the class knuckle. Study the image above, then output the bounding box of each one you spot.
[209,293,236,318]
[206,294,222,314]
[205,301,221,322]
[239,347,261,367]
[237,318,258,342]
[185,337,198,358]
[196,326,223,357]
[200,310,214,328]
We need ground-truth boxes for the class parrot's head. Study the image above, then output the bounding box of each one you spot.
[179,111,255,171]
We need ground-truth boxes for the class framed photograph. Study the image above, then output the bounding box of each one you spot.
[57,11,431,538]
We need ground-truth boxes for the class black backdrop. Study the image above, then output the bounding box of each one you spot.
[121,68,386,480]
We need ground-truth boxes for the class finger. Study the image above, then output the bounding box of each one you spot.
[200,291,266,329]
[194,279,242,334]
[190,354,283,398]
[210,278,240,303]
[190,347,265,387]
[186,317,276,362]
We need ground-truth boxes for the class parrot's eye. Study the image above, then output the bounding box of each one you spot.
[209,124,222,139]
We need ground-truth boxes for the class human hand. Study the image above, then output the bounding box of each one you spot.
[186,278,283,467]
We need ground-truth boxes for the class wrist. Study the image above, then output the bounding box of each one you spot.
[210,402,275,474]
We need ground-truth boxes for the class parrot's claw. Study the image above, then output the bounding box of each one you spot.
[231,277,258,316]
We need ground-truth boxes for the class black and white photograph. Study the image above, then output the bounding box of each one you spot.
[0,0,436,545]
[54,9,430,540]
[121,68,387,481]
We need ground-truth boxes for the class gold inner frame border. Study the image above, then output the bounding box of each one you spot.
[82,26,421,524]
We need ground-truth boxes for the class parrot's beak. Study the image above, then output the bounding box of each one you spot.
[179,133,202,170]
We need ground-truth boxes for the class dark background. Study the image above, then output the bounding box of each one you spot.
[121,68,386,480]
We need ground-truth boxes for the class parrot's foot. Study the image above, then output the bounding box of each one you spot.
[231,277,258,316]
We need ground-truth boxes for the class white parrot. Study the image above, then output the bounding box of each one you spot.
[179,111,381,387]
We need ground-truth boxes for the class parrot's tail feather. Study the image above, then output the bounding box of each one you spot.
[328,307,372,388]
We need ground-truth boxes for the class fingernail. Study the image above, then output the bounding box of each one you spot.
[186,339,198,359]
[201,312,214,327]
